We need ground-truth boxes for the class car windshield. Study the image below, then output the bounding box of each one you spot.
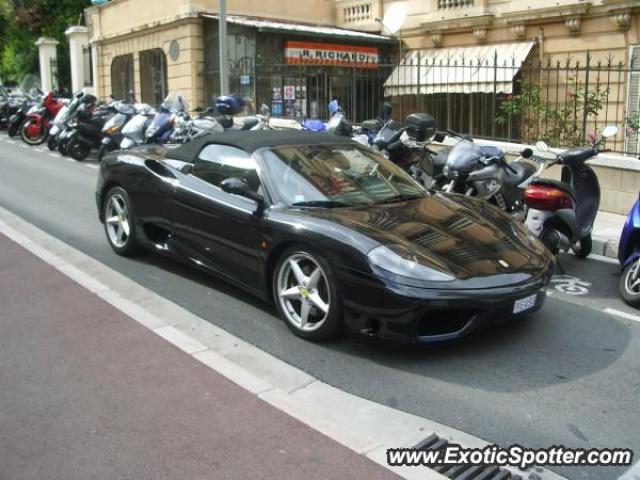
[262,144,425,207]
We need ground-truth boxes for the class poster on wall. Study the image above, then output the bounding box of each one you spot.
[283,85,296,101]
[284,41,379,69]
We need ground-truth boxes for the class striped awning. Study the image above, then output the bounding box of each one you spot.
[384,42,536,96]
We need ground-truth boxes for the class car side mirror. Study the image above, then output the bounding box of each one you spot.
[220,177,264,205]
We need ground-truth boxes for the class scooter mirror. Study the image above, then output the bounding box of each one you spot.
[535,141,550,152]
[602,125,618,138]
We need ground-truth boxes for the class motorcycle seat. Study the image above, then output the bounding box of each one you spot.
[503,161,538,188]
[531,178,576,200]
[558,146,597,166]
[238,117,260,130]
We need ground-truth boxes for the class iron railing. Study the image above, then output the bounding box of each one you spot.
[247,51,640,157]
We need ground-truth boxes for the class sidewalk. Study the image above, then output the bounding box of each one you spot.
[0,232,397,480]
[593,210,626,259]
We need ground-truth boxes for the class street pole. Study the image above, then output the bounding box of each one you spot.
[219,0,229,96]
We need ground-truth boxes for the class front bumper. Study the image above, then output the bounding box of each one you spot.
[336,265,552,344]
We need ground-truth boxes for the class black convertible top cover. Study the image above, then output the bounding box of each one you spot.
[165,130,356,162]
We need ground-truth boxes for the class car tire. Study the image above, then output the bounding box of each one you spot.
[103,186,141,257]
[619,258,640,308]
[273,246,343,341]
[572,234,592,259]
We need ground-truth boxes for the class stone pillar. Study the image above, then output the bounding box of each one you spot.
[35,37,60,92]
[65,26,91,93]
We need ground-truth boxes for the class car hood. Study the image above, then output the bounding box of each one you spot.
[301,193,551,287]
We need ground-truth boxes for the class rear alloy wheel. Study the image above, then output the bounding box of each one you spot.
[620,258,640,308]
[273,248,342,341]
[103,187,140,256]
[20,119,47,145]
[572,234,592,259]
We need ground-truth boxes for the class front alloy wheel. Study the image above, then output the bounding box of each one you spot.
[274,249,342,341]
[620,258,640,308]
[103,187,140,256]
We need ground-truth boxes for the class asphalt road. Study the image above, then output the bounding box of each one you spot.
[1,135,638,480]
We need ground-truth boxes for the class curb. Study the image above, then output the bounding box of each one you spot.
[0,206,567,480]
[593,235,619,260]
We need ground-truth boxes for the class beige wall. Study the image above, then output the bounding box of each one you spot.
[87,0,336,106]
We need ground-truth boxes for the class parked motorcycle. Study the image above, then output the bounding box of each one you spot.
[6,89,42,138]
[618,195,640,308]
[372,113,446,188]
[523,125,618,260]
[20,91,66,146]
[442,130,543,215]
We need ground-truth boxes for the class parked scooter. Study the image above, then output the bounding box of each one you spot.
[98,101,136,161]
[20,91,66,145]
[48,91,97,152]
[523,125,618,261]
[617,195,640,308]
[119,103,155,149]
[66,102,111,161]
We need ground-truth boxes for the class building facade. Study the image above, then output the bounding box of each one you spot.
[85,0,393,121]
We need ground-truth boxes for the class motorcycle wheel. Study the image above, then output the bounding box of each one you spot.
[68,139,91,162]
[619,258,640,308]
[20,119,47,145]
[58,138,69,156]
[572,234,592,259]
[8,119,23,137]
[47,135,58,151]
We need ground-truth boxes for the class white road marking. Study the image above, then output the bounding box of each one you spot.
[48,153,60,158]
[7,139,16,144]
[62,157,75,163]
[84,164,99,170]
[19,144,28,148]
[604,308,640,323]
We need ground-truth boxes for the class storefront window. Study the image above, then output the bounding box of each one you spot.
[110,54,134,101]
[139,49,168,106]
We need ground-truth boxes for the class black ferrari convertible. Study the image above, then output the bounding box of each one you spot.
[96,130,553,343]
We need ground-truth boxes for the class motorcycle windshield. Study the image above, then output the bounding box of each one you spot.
[373,121,401,144]
[103,113,127,132]
[160,92,188,112]
[446,141,486,173]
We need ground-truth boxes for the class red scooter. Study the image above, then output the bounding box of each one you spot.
[20,92,65,146]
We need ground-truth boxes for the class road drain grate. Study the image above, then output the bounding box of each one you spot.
[414,433,522,480]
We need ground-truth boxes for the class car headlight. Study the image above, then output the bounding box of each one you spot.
[367,245,455,282]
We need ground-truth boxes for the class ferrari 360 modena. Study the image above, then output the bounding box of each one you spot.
[96,130,553,343]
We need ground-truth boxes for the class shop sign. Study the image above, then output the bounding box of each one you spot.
[284,41,378,69]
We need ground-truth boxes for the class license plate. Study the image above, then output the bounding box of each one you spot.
[513,294,537,314]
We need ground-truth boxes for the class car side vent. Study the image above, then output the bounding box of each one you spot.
[414,434,523,480]
[145,159,177,179]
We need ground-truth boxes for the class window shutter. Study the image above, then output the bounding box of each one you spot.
[626,45,640,155]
